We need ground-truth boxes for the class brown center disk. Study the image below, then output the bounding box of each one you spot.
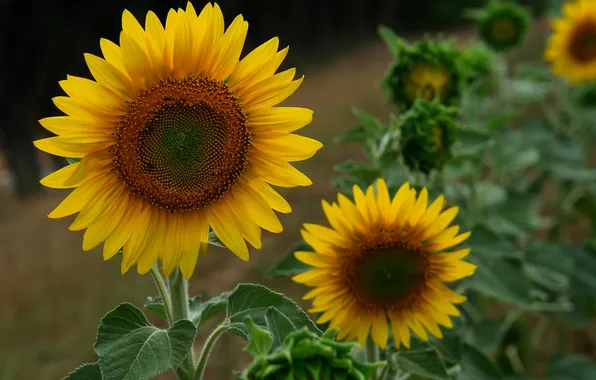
[342,236,430,310]
[569,18,596,63]
[112,76,250,212]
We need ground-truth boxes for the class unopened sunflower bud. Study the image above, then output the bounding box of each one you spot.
[476,0,532,52]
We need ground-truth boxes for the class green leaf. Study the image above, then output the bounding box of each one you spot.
[548,354,596,380]
[466,226,519,260]
[144,296,167,320]
[94,303,197,380]
[208,230,226,248]
[226,284,321,339]
[189,293,229,328]
[265,306,298,350]
[524,242,573,294]
[66,157,81,165]
[333,161,380,185]
[451,127,494,158]
[394,347,450,380]
[483,195,546,238]
[378,25,403,56]
[63,363,102,380]
[459,343,503,380]
[470,320,504,355]
[549,164,596,183]
[334,124,367,143]
[243,315,273,359]
[352,108,384,136]
[475,181,508,209]
[267,241,314,278]
[468,257,532,307]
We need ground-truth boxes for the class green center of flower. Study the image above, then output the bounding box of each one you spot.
[489,17,518,43]
[569,19,596,63]
[405,62,451,102]
[428,124,444,151]
[349,243,428,308]
[113,76,250,212]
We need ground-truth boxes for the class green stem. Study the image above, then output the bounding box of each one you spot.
[149,266,174,323]
[366,338,379,380]
[193,322,229,380]
[378,362,390,380]
[169,269,195,380]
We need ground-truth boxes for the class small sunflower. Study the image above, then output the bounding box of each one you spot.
[382,37,462,111]
[476,0,531,52]
[292,179,476,349]
[399,99,458,174]
[34,2,322,279]
[546,0,596,83]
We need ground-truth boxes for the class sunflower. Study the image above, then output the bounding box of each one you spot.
[34,2,322,279]
[292,179,476,349]
[382,37,462,111]
[476,0,531,52]
[546,0,596,83]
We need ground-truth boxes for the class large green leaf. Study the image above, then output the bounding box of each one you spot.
[466,226,519,261]
[483,195,546,238]
[475,181,508,209]
[265,306,298,350]
[524,242,573,294]
[393,346,450,380]
[548,354,596,380]
[467,256,532,307]
[267,241,313,278]
[459,343,503,380]
[189,293,229,329]
[243,316,273,359]
[144,296,167,320]
[94,303,196,380]
[225,284,321,339]
[451,127,494,158]
[63,363,102,380]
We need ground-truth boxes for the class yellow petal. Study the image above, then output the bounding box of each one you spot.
[144,11,166,76]
[371,310,389,349]
[294,251,336,268]
[161,212,183,276]
[242,73,303,114]
[179,212,209,279]
[388,182,412,221]
[321,200,352,236]
[210,15,248,81]
[40,162,80,189]
[357,314,373,348]
[121,206,153,273]
[303,224,348,248]
[38,116,112,136]
[47,173,113,218]
[103,199,144,260]
[82,190,130,251]
[59,75,127,115]
[428,231,471,252]
[70,181,124,231]
[233,183,282,233]
[206,202,249,260]
[84,53,134,99]
[34,136,113,158]
[247,177,291,213]
[100,38,127,74]
[247,107,313,134]
[120,32,152,89]
[249,155,312,187]
[409,187,428,226]
[375,179,391,222]
[122,9,146,50]
[252,134,323,162]
[229,37,279,89]
[292,269,330,285]
[420,206,459,240]
[430,248,471,262]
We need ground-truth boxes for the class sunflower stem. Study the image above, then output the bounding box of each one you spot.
[149,266,174,323]
[366,338,379,380]
[193,322,229,380]
[169,269,196,380]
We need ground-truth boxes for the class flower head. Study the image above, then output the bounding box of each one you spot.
[293,179,476,349]
[399,99,459,174]
[34,2,322,279]
[476,0,531,52]
[382,37,462,111]
[458,43,497,85]
[546,0,596,83]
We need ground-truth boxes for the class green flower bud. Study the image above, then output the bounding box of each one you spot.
[382,36,463,111]
[458,43,496,85]
[399,99,459,174]
[476,0,532,52]
[239,328,384,380]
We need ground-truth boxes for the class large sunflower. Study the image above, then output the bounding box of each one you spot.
[34,2,322,279]
[292,179,476,349]
[546,0,596,83]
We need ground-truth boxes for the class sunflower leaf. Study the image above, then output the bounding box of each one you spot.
[267,241,313,278]
[94,303,196,380]
[225,284,321,340]
[66,157,81,165]
[265,306,298,350]
[207,231,226,248]
[393,346,450,380]
[378,25,404,56]
[63,362,102,380]
[243,315,273,358]
[145,296,167,320]
[548,354,596,380]
[189,293,229,329]
[459,343,503,380]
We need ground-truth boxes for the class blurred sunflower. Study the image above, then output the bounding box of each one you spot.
[382,37,462,111]
[293,179,476,349]
[476,0,531,52]
[34,2,322,279]
[546,0,596,83]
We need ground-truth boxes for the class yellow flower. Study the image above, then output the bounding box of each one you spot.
[546,0,596,83]
[292,179,476,349]
[34,2,322,279]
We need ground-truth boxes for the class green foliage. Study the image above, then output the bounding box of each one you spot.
[239,328,383,380]
[63,363,102,380]
[268,241,314,277]
[94,303,196,380]
[548,354,596,379]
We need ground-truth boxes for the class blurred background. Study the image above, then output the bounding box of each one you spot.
[0,0,555,378]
